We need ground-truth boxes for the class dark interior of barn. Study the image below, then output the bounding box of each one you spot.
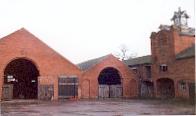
[4,58,39,99]
[98,67,121,85]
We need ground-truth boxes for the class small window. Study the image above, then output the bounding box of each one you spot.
[179,81,186,91]
[131,67,137,73]
[160,64,168,72]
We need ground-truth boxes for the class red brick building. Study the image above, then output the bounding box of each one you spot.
[0,8,194,101]
[78,54,137,99]
[125,8,195,100]
[0,28,82,100]
[0,29,137,101]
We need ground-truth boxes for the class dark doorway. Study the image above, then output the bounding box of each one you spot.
[98,67,122,98]
[141,81,154,98]
[157,78,175,98]
[4,58,39,99]
[188,83,195,102]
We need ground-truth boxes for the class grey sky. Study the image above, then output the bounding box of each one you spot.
[0,0,195,63]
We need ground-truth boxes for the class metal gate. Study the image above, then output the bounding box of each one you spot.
[2,84,13,100]
[58,77,78,98]
[99,84,122,98]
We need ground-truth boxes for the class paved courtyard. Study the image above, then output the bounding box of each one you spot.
[0,99,195,116]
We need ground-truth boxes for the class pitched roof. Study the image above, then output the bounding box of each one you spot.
[0,28,81,71]
[124,55,152,66]
[176,45,195,59]
[77,54,110,71]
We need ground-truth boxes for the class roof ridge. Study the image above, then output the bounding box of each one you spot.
[126,55,151,60]
[124,55,152,66]
[77,54,110,65]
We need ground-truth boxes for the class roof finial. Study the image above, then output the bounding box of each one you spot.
[178,7,181,13]
[171,7,189,30]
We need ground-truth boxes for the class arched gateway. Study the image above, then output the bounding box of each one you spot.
[157,78,175,98]
[3,58,39,99]
[98,67,122,98]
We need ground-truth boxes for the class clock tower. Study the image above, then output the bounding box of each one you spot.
[171,7,189,31]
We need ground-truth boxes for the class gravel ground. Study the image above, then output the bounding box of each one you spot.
[0,99,195,116]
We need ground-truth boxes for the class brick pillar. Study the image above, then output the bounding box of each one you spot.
[54,78,58,100]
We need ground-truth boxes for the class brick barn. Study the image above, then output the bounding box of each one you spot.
[0,8,194,101]
[78,54,137,99]
[124,8,195,100]
[0,29,137,101]
[0,28,82,100]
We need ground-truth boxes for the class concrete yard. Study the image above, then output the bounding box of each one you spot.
[0,99,195,116]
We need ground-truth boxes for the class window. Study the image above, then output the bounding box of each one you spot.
[159,64,168,72]
[145,66,151,78]
[58,76,78,98]
[131,67,138,74]
[179,81,186,91]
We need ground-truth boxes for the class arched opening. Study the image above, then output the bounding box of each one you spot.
[98,67,122,98]
[3,58,39,99]
[141,81,154,98]
[157,78,174,98]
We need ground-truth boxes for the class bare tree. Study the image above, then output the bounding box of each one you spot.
[115,44,137,61]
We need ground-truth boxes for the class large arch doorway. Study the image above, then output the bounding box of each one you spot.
[98,67,122,98]
[157,78,174,98]
[3,58,39,99]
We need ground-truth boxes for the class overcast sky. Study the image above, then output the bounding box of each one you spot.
[0,0,195,64]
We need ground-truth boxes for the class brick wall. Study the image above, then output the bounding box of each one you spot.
[81,55,138,98]
[150,26,195,99]
[0,28,82,100]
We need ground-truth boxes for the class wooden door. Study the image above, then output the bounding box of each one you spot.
[110,85,122,98]
[98,85,109,98]
[2,84,13,100]
[188,83,195,101]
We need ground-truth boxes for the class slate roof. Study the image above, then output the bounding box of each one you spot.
[180,27,195,36]
[77,55,110,71]
[124,55,152,66]
[124,45,195,66]
[176,45,195,59]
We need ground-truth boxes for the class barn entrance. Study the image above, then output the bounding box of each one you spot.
[157,78,175,98]
[141,81,154,98]
[3,58,39,100]
[98,67,122,98]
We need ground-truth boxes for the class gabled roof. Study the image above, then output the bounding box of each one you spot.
[77,54,110,71]
[0,28,81,71]
[176,44,195,59]
[124,55,152,66]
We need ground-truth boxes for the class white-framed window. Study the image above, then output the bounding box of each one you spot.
[159,64,168,72]
[131,67,138,73]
